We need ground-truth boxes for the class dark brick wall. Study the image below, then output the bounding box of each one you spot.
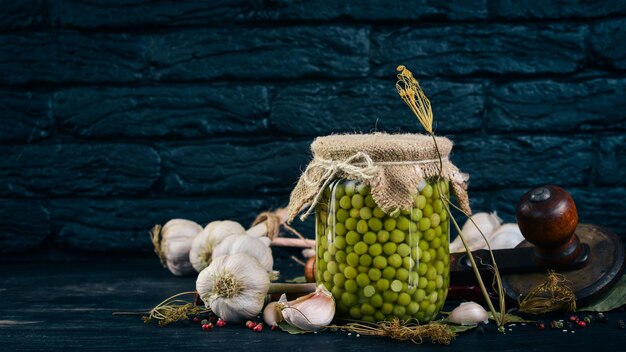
[1,1,625,257]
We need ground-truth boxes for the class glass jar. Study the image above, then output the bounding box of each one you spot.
[316,178,450,323]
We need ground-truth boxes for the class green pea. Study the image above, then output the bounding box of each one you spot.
[382,266,396,280]
[357,184,369,196]
[395,268,409,281]
[397,292,411,306]
[416,195,427,209]
[388,254,402,268]
[433,199,443,213]
[373,256,387,269]
[435,260,445,274]
[383,242,397,255]
[390,229,405,243]
[339,263,347,272]
[393,305,406,317]
[397,243,410,257]
[346,252,359,267]
[430,213,440,227]
[351,194,364,209]
[356,220,368,234]
[354,241,368,255]
[373,207,386,218]
[397,216,410,231]
[431,237,441,249]
[381,303,394,314]
[374,311,385,321]
[344,266,357,279]
[368,218,383,232]
[370,293,383,307]
[414,289,426,302]
[335,250,347,263]
[383,291,398,303]
[359,254,372,266]
[383,218,396,231]
[323,251,332,263]
[376,279,390,291]
[428,291,439,304]
[349,306,362,319]
[361,303,375,316]
[334,236,346,249]
[426,267,437,280]
[365,194,376,208]
[407,302,420,314]
[333,273,346,287]
[423,204,433,218]
[418,218,431,231]
[345,231,360,245]
[424,229,435,241]
[419,300,430,313]
[334,183,345,198]
[418,262,428,275]
[322,270,332,283]
[436,247,447,261]
[336,209,349,223]
[402,257,414,270]
[426,280,436,294]
[356,273,370,287]
[360,207,372,220]
[391,280,403,292]
[339,195,352,209]
[436,275,444,289]
[357,265,369,273]
[345,279,358,293]
[345,246,354,254]
[435,225,442,237]
[327,261,338,274]
[418,277,428,289]
[344,181,356,196]
[440,210,448,222]
[368,267,382,281]
[410,208,422,222]
[368,243,382,256]
[345,218,357,230]
[421,184,433,198]
[335,222,347,236]
[349,208,360,219]
[420,250,432,263]
[363,231,377,245]
[377,230,390,243]
[425,304,436,317]
[407,231,420,245]
[418,240,429,251]
[331,286,344,300]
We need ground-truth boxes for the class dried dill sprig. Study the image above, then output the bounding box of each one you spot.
[519,270,577,314]
[114,291,211,327]
[330,318,455,345]
[395,65,507,331]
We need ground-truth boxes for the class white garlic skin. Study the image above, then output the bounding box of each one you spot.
[196,253,270,323]
[450,212,502,253]
[278,284,335,331]
[448,301,489,325]
[213,234,274,272]
[488,223,524,250]
[157,219,202,276]
[189,220,246,272]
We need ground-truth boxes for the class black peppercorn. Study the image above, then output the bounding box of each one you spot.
[618,320,625,329]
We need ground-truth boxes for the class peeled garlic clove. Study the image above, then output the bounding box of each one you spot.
[152,219,203,276]
[488,223,524,250]
[263,301,283,327]
[189,220,247,272]
[278,284,335,332]
[450,212,502,253]
[213,234,274,272]
[196,253,270,323]
[448,301,489,325]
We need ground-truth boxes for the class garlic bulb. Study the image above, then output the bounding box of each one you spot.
[447,301,489,325]
[488,223,524,250]
[196,253,270,323]
[189,220,246,272]
[277,284,335,331]
[213,234,274,272]
[151,219,202,276]
[263,301,283,327]
[450,212,502,253]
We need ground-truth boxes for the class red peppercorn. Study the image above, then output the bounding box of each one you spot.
[192,317,201,324]
[216,318,227,328]
[577,321,587,328]
[536,321,545,330]
[202,324,213,331]
[246,321,256,329]
[271,325,279,331]
[253,323,263,332]
[570,315,579,322]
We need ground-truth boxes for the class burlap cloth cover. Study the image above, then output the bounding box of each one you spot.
[287,133,471,222]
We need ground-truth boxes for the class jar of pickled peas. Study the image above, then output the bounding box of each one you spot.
[315,178,450,322]
[287,133,471,323]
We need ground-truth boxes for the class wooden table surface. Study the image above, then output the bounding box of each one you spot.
[1,255,624,352]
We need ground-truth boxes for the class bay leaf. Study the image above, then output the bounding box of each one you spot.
[579,275,626,312]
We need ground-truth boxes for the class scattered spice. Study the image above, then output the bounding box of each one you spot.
[536,321,545,330]
[617,320,625,329]
[253,323,264,332]
[217,318,227,328]
[330,318,455,345]
[577,321,587,328]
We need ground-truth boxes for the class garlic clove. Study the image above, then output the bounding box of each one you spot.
[451,212,502,253]
[488,223,524,250]
[213,234,274,272]
[196,253,270,323]
[447,301,489,325]
[189,220,247,272]
[263,301,283,327]
[153,219,203,276]
[277,284,335,332]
